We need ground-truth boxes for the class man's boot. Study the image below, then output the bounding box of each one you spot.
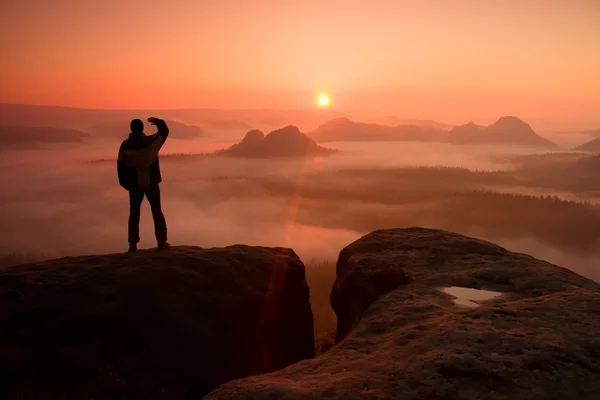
[157,242,171,250]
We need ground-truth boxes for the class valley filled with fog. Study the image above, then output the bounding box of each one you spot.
[1,107,600,283]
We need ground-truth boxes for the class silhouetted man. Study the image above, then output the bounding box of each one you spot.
[117,117,170,252]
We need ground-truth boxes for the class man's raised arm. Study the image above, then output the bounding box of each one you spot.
[148,117,169,143]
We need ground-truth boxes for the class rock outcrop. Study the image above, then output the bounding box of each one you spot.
[217,125,337,157]
[207,228,600,400]
[447,116,555,147]
[240,129,266,144]
[0,246,314,399]
[486,116,551,146]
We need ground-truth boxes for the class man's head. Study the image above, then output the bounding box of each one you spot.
[130,119,144,135]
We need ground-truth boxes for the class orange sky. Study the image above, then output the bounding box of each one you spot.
[1,0,599,124]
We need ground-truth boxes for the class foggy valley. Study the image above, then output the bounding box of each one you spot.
[3,104,600,351]
[3,106,600,269]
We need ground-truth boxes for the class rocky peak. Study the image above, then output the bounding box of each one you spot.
[265,125,304,139]
[240,129,265,143]
[489,116,535,133]
[218,125,336,157]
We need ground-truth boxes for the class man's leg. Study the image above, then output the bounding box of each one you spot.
[145,184,168,247]
[128,188,145,250]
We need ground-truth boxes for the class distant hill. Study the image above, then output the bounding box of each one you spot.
[445,116,555,147]
[509,152,600,191]
[568,153,600,171]
[0,125,90,148]
[201,119,252,132]
[552,154,600,182]
[87,120,203,140]
[497,152,589,169]
[444,121,485,144]
[0,104,556,148]
[0,103,227,129]
[0,104,110,129]
[573,137,600,152]
[0,103,345,133]
[311,116,553,147]
[310,118,443,143]
[216,126,337,157]
[369,116,452,130]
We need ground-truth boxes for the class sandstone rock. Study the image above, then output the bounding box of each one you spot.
[217,125,337,157]
[241,129,266,143]
[0,245,314,399]
[207,228,600,400]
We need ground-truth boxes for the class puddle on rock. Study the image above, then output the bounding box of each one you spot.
[440,286,503,308]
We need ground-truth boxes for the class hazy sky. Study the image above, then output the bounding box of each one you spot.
[1,0,599,123]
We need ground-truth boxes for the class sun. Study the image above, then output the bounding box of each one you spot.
[317,93,330,108]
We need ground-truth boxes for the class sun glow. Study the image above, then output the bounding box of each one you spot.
[317,93,330,107]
